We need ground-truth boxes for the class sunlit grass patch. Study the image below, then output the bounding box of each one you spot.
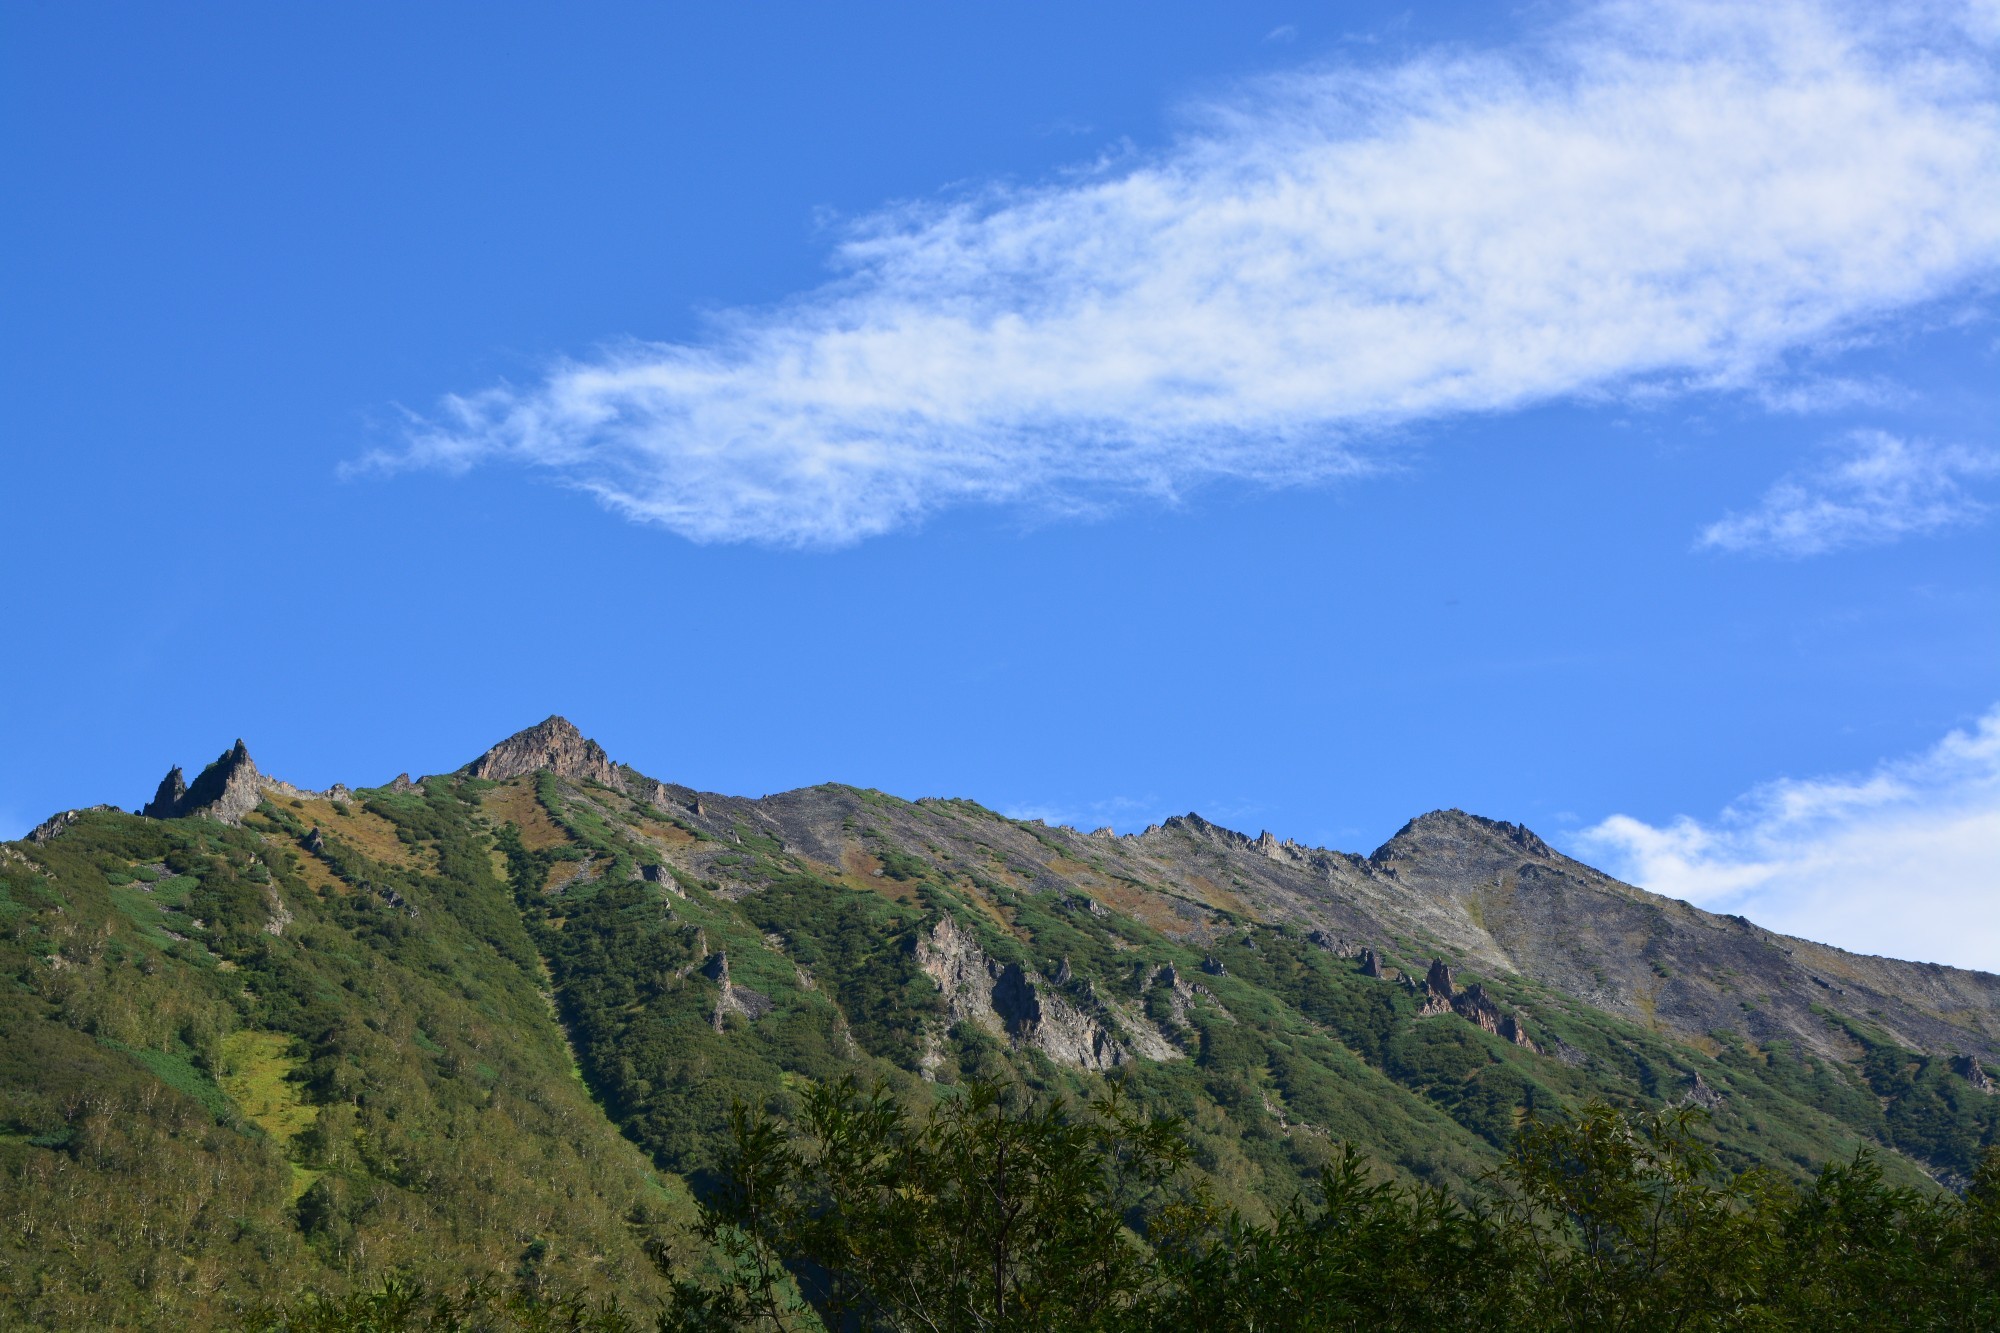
[218,1030,317,1149]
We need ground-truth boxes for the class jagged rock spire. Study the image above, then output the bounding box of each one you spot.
[142,767,188,819]
[141,739,264,825]
[463,715,620,785]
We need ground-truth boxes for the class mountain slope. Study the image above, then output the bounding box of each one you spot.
[3,716,1996,1327]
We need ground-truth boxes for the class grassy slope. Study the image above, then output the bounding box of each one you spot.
[0,790,675,1330]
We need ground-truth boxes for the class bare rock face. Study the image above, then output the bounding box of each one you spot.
[1955,1054,1996,1093]
[463,716,620,786]
[1359,948,1384,978]
[702,950,775,1029]
[914,916,1154,1072]
[142,741,266,825]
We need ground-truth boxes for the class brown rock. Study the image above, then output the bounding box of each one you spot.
[463,715,620,785]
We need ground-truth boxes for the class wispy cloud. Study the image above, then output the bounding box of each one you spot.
[1002,795,1172,835]
[369,2,2000,547]
[1698,430,1999,555]
[1575,706,2000,971]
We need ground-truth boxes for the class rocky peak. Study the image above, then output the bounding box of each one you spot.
[463,715,620,786]
[1368,808,1559,873]
[142,740,266,825]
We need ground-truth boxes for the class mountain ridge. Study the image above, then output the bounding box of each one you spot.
[6,712,1997,1326]
[82,714,1999,1070]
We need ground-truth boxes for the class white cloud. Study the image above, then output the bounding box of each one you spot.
[1698,430,1999,555]
[1575,706,2000,971]
[370,1,2000,546]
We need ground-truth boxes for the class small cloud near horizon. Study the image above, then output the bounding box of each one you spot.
[1575,705,2000,972]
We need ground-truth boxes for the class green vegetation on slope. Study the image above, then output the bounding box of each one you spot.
[0,795,673,1329]
[254,1081,2000,1331]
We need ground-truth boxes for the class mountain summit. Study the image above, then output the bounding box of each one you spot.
[462,714,620,785]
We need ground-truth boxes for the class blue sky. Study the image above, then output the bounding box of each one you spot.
[5,2,1998,967]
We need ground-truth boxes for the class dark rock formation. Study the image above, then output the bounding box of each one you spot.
[1412,957,1538,1050]
[142,768,188,819]
[304,827,325,855]
[142,741,265,825]
[1359,947,1384,978]
[1417,958,1457,1016]
[1954,1054,1995,1093]
[463,715,619,786]
[639,863,684,897]
[1681,1070,1726,1111]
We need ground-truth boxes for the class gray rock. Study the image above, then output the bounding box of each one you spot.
[27,806,115,844]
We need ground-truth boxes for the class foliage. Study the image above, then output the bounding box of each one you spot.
[651,1081,2000,1332]
[661,1077,1186,1332]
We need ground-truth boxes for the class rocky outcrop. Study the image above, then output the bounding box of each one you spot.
[141,741,266,825]
[463,716,620,786]
[1679,1070,1726,1111]
[1954,1054,1995,1093]
[27,806,116,844]
[1358,948,1384,978]
[1417,958,1458,1016]
[1415,957,1538,1051]
[914,916,1153,1072]
[702,952,774,1029]
[639,863,685,898]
